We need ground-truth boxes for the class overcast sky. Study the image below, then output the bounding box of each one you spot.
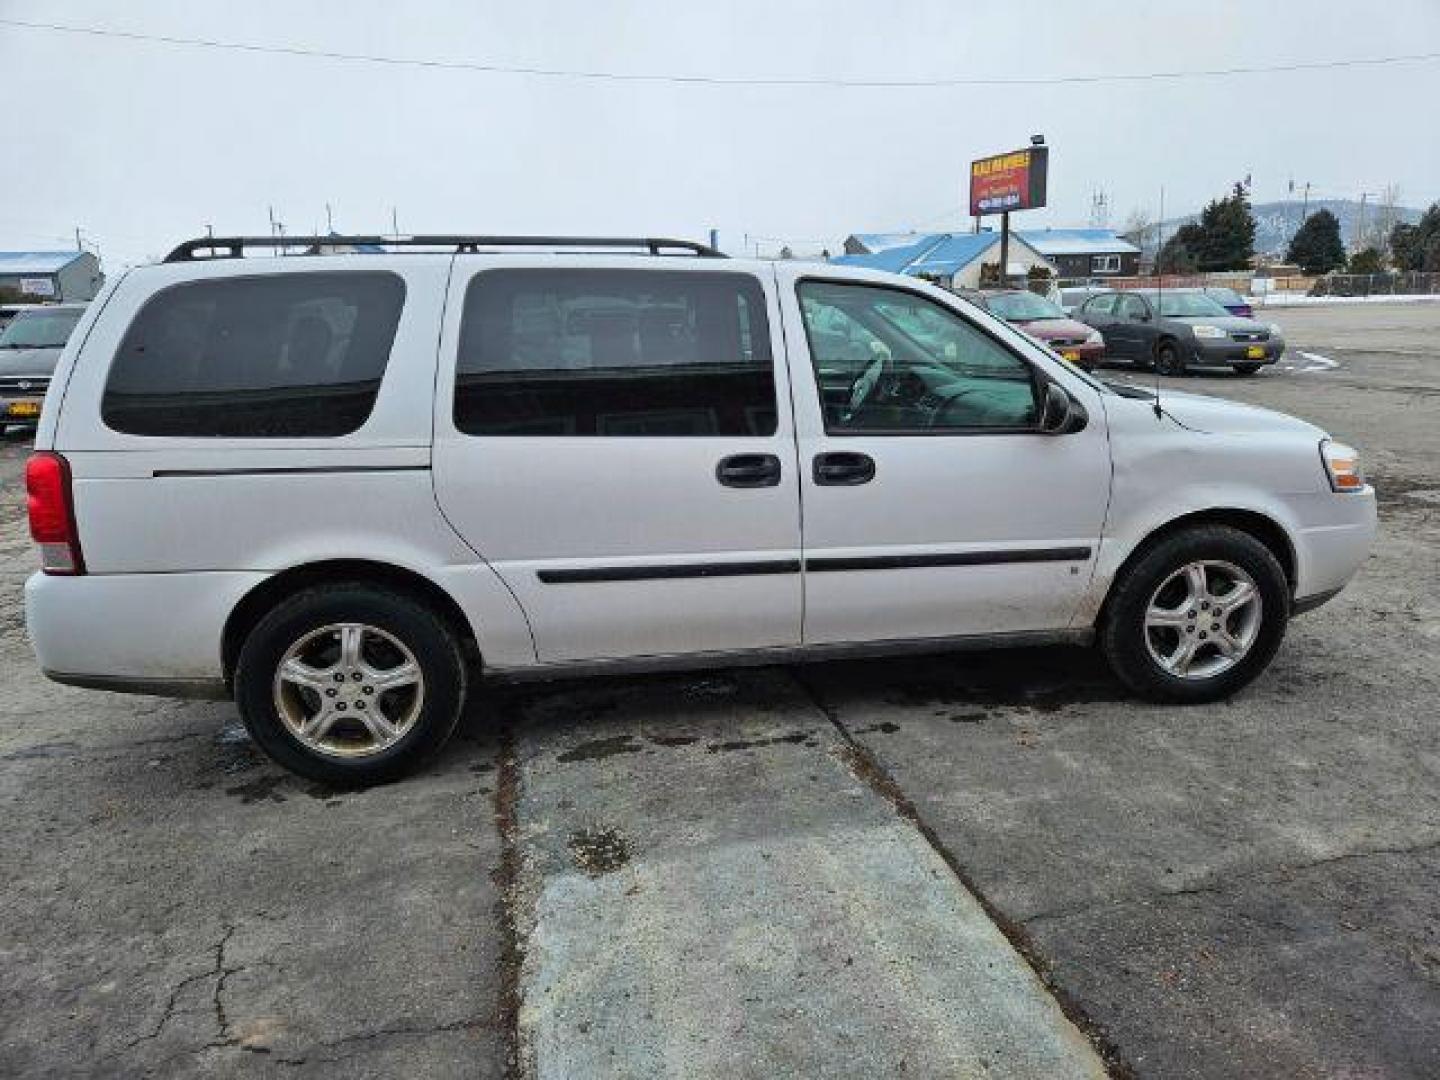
[2,0,1438,267]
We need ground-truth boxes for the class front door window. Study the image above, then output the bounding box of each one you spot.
[797,281,1038,433]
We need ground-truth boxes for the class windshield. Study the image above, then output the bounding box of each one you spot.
[0,309,82,349]
[985,292,1066,322]
[1144,293,1230,318]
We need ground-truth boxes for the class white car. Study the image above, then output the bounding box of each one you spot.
[24,235,1376,784]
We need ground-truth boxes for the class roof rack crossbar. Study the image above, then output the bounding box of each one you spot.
[163,235,725,262]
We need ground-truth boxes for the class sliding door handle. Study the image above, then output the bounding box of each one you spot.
[716,453,782,488]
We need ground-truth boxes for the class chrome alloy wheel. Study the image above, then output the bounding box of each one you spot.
[272,623,425,758]
[1143,560,1263,680]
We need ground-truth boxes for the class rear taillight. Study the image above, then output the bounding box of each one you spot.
[25,452,85,575]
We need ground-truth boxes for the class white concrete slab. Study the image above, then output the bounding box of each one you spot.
[507,671,1107,1079]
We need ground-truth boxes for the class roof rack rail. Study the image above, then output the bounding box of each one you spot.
[162,234,725,263]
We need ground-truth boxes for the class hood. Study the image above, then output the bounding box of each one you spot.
[1166,315,1268,333]
[0,345,61,378]
[1012,317,1093,340]
[1153,389,1323,437]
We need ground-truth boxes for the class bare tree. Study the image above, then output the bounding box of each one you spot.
[1122,207,1158,261]
[1373,185,1403,257]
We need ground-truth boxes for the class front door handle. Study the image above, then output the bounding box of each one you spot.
[813,451,876,486]
[716,453,782,488]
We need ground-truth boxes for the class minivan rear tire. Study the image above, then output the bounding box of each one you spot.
[1101,525,1289,703]
[234,583,468,786]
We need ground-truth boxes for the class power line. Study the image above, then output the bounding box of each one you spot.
[3,16,1438,88]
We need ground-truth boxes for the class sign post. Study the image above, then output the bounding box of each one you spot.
[969,145,1049,285]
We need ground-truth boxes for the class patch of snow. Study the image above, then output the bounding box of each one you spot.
[1255,293,1440,308]
[1296,351,1339,372]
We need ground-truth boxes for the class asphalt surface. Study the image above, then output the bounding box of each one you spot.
[1,300,1437,1078]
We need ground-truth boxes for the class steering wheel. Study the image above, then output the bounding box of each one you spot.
[924,384,977,428]
[845,343,894,420]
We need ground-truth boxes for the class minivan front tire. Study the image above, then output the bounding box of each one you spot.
[1101,525,1289,703]
[234,583,468,786]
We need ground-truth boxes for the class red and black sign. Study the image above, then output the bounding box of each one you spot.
[969,146,1049,216]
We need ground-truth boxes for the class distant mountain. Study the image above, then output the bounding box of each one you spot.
[1156,198,1425,257]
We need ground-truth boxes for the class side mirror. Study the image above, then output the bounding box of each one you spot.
[1039,381,1088,435]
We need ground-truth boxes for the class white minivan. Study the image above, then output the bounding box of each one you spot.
[24,235,1376,784]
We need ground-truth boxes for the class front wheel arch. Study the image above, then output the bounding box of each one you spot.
[1098,508,1296,630]
[222,560,479,689]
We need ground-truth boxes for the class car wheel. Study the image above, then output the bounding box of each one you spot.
[1154,340,1186,376]
[1232,363,1262,376]
[1101,525,1289,703]
[234,583,468,786]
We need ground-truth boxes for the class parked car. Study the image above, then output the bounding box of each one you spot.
[1058,285,1112,315]
[1200,286,1254,318]
[960,289,1105,370]
[0,303,86,435]
[1075,290,1284,375]
[0,304,45,331]
[24,235,1373,784]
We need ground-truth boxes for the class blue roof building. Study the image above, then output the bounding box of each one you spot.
[1014,229,1141,279]
[835,230,1055,289]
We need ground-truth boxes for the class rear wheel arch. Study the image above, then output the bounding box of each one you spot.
[1100,508,1297,627]
[222,560,479,687]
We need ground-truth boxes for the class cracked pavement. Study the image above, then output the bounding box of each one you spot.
[1,302,1438,1077]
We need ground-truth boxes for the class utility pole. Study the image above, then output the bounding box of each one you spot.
[205,223,214,241]
[325,203,334,234]
[268,206,278,256]
[391,207,400,238]
[1301,182,1311,222]
[1355,192,1375,252]
[999,211,1010,286]
[75,227,83,251]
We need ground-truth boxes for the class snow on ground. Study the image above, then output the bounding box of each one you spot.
[1294,351,1339,372]
[1253,292,1440,309]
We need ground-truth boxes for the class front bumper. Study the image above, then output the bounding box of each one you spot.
[1189,339,1285,367]
[1048,342,1105,369]
[1290,485,1377,605]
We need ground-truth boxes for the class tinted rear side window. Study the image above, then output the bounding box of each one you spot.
[103,272,404,437]
[454,269,775,436]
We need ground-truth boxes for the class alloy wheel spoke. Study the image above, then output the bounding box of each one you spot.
[1183,564,1209,606]
[280,657,332,692]
[1146,605,1190,628]
[1167,636,1201,675]
[1217,580,1256,614]
[368,661,421,693]
[358,707,399,743]
[302,705,341,740]
[338,625,365,671]
[1213,627,1246,658]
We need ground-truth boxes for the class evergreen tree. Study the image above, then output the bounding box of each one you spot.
[1158,222,1203,273]
[1287,210,1346,274]
[1348,248,1384,274]
[1193,183,1256,271]
[1389,202,1440,271]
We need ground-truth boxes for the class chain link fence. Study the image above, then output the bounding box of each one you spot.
[1308,271,1440,297]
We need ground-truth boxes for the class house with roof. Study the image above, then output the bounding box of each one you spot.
[0,251,104,302]
[834,231,1055,290]
[1014,229,1141,280]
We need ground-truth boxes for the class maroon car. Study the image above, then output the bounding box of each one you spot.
[965,289,1106,370]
